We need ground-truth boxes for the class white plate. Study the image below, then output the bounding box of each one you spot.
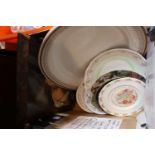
[38,26,147,89]
[76,82,106,114]
[91,70,146,110]
[83,84,106,114]
[76,82,92,113]
[84,48,146,90]
[83,48,146,113]
[98,77,145,116]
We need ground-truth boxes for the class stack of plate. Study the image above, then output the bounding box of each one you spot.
[76,48,146,116]
[38,26,147,117]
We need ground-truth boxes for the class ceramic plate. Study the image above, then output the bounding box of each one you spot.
[76,82,92,113]
[91,70,146,108]
[83,85,106,114]
[38,26,147,89]
[98,77,145,116]
[83,48,146,114]
[76,82,106,114]
[84,48,146,90]
[91,70,146,93]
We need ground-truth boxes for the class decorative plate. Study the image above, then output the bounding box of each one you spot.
[91,70,146,107]
[83,49,146,114]
[84,48,146,90]
[76,82,93,113]
[76,82,106,114]
[98,77,145,116]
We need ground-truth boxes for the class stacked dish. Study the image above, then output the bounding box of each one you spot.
[77,48,146,116]
[38,26,147,117]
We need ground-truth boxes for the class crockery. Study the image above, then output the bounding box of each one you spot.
[76,82,106,114]
[98,77,145,116]
[91,70,146,107]
[39,27,147,89]
[76,82,93,113]
[84,48,146,90]
[83,49,146,114]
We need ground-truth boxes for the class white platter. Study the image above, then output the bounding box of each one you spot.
[38,27,147,89]
[98,77,145,116]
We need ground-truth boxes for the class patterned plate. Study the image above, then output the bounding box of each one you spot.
[98,77,145,116]
[83,48,146,114]
[76,82,106,114]
[84,48,146,90]
[76,82,93,113]
[91,70,146,107]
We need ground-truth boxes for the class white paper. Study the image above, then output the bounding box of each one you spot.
[62,116,122,129]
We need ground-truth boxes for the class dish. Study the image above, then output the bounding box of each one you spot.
[91,70,146,108]
[91,70,146,93]
[38,27,147,89]
[76,82,93,113]
[76,82,106,114]
[84,48,146,90]
[83,48,146,114]
[98,77,145,116]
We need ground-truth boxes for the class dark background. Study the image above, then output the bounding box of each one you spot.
[0,51,16,128]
